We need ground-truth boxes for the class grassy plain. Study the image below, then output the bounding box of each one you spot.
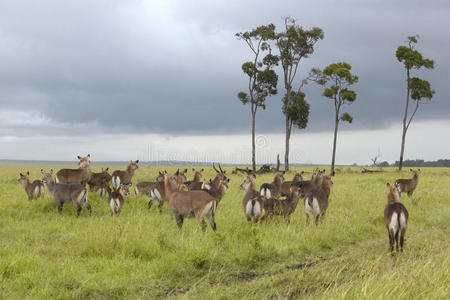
[0,165,449,299]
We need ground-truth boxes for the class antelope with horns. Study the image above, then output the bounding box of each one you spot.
[304,173,333,225]
[262,184,301,221]
[41,169,91,216]
[134,171,166,197]
[55,154,92,184]
[16,172,45,201]
[280,171,304,197]
[259,172,285,200]
[87,168,112,197]
[164,173,218,231]
[212,163,229,189]
[240,175,265,223]
[395,169,420,197]
[384,182,409,253]
[107,183,131,216]
[111,160,139,188]
[186,168,204,190]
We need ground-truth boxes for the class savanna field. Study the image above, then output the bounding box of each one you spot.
[0,165,449,299]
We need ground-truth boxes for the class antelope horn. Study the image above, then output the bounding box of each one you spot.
[218,163,224,173]
[213,163,219,173]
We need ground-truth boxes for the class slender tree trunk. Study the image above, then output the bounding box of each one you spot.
[276,154,280,172]
[399,68,410,171]
[331,115,339,176]
[284,115,291,171]
[251,105,256,174]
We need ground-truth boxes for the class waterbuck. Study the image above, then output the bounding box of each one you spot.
[55,154,92,184]
[259,173,285,200]
[202,179,228,203]
[87,168,112,197]
[186,168,204,190]
[41,169,92,216]
[111,160,139,188]
[212,163,229,188]
[262,184,300,221]
[163,174,218,231]
[16,172,45,200]
[107,184,131,216]
[280,171,303,197]
[134,171,166,197]
[240,175,265,223]
[384,182,409,253]
[304,174,333,225]
[395,169,420,197]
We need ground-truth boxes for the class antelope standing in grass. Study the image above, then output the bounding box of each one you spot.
[304,173,333,225]
[384,182,409,253]
[163,174,218,231]
[111,160,139,188]
[108,184,131,216]
[395,169,420,197]
[134,171,166,197]
[55,154,92,184]
[240,175,265,223]
[262,184,300,221]
[41,169,92,216]
[87,168,112,197]
[186,168,204,190]
[16,172,45,200]
[201,179,229,203]
[211,163,229,189]
[259,172,285,200]
[280,171,303,197]
[298,170,324,198]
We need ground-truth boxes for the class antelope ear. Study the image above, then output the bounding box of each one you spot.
[410,168,413,171]
[386,182,390,187]
[136,160,139,163]
[105,168,109,171]
[183,168,188,173]
[87,154,90,158]
[41,169,45,175]
[26,171,30,176]
[301,171,305,174]
[77,156,82,159]
[201,168,204,172]
[20,173,24,177]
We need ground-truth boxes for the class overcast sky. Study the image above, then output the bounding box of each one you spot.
[0,0,449,165]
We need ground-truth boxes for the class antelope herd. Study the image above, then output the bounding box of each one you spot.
[15,154,421,252]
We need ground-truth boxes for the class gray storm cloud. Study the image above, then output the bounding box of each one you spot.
[0,0,449,138]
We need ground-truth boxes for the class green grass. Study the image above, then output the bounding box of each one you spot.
[0,166,449,299]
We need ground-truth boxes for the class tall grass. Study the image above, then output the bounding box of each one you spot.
[0,166,448,299]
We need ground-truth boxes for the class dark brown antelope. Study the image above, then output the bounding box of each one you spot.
[87,168,112,197]
[108,184,131,216]
[41,169,91,216]
[186,168,204,190]
[384,182,409,253]
[240,175,265,223]
[395,169,420,197]
[111,160,139,188]
[163,174,218,231]
[134,171,166,197]
[259,172,285,200]
[16,172,45,200]
[55,154,92,184]
[280,171,303,197]
[304,174,333,225]
[262,184,300,221]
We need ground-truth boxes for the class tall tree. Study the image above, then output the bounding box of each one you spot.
[396,35,434,171]
[275,18,323,171]
[236,25,279,173]
[310,62,358,176]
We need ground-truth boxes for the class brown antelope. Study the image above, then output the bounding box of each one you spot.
[212,163,229,189]
[172,168,188,185]
[202,179,228,202]
[55,154,92,184]
[107,184,131,216]
[134,171,166,197]
[240,175,265,223]
[384,182,409,252]
[262,184,300,221]
[280,171,303,197]
[186,168,204,190]
[395,169,420,197]
[163,174,218,231]
[16,172,45,200]
[41,169,91,216]
[259,172,285,200]
[304,173,333,225]
[87,168,112,197]
[111,160,139,188]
